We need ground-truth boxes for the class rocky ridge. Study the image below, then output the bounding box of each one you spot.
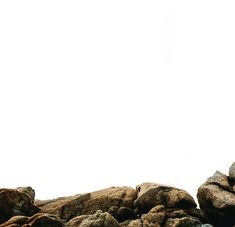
[0,163,235,227]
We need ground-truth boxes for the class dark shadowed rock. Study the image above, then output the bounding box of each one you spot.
[197,170,235,226]
[0,216,29,227]
[0,213,64,227]
[134,183,196,213]
[0,189,39,224]
[36,187,137,222]
[229,162,235,182]
[23,213,64,227]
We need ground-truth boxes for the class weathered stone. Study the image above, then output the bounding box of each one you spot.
[23,213,64,227]
[16,187,35,203]
[229,162,235,182]
[0,189,39,224]
[36,187,137,222]
[127,219,142,227]
[134,183,196,213]
[67,210,119,227]
[141,205,166,226]
[66,214,88,226]
[164,217,201,227]
[197,171,235,226]
[0,216,29,227]
[207,171,232,191]
[119,220,132,227]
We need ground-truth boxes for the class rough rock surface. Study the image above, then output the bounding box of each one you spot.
[36,187,137,222]
[197,166,235,227]
[134,183,197,213]
[67,210,120,227]
[0,189,39,224]
[16,186,36,203]
[0,213,64,227]
[229,162,235,182]
[3,164,235,227]
[126,205,204,227]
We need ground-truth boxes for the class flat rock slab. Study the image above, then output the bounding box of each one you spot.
[36,186,137,222]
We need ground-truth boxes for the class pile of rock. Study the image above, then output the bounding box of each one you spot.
[0,163,234,227]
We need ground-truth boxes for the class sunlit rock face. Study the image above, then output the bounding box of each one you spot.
[2,163,235,226]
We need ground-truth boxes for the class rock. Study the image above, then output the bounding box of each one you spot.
[108,206,136,222]
[0,189,39,224]
[141,205,166,226]
[24,213,64,227]
[229,162,235,182]
[127,219,142,227]
[127,205,203,227]
[164,217,201,227]
[16,187,35,203]
[207,171,232,191]
[0,216,29,227]
[0,213,64,227]
[119,220,132,227]
[36,187,137,222]
[66,214,89,226]
[67,210,119,227]
[134,183,196,213]
[197,170,235,226]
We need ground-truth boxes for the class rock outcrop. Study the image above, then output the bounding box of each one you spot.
[35,186,137,222]
[1,163,235,226]
[197,163,235,227]
[0,188,39,224]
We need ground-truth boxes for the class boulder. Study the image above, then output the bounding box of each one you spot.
[36,187,137,222]
[134,183,196,213]
[0,189,39,224]
[197,170,235,226]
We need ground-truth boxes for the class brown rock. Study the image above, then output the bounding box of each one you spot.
[164,217,201,227]
[0,216,29,227]
[134,183,196,213]
[66,214,88,226]
[0,189,39,224]
[127,219,142,227]
[141,205,166,226]
[24,213,64,227]
[197,170,235,226]
[36,187,137,222]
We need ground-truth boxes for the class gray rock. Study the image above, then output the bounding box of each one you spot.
[229,162,235,182]
[77,210,120,227]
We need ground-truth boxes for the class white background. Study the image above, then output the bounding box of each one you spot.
[0,1,235,200]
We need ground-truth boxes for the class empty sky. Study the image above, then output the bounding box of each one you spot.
[0,1,235,200]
